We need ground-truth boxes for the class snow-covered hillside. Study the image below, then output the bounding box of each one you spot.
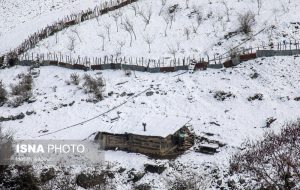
[1,0,300,189]
[0,0,105,54]
[0,56,299,188]
[21,0,300,60]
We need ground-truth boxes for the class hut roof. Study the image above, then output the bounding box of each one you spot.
[102,114,190,137]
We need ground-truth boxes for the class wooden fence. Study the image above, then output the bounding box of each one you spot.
[211,40,300,65]
[0,0,138,61]
[1,0,300,71]
[16,40,300,73]
[19,52,198,68]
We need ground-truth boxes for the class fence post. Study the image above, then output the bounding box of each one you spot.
[284,43,287,50]
[214,54,216,64]
[207,55,209,64]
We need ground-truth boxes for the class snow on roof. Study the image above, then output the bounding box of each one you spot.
[102,114,190,138]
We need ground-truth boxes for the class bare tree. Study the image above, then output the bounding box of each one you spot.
[167,45,178,59]
[211,22,218,37]
[185,0,190,9]
[143,34,155,53]
[71,27,82,42]
[130,3,139,16]
[221,19,227,32]
[222,1,230,22]
[169,4,179,22]
[159,0,167,16]
[121,17,136,46]
[138,7,153,30]
[104,23,111,41]
[195,11,203,29]
[238,11,256,34]
[280,0,289,14]
[96,16,100,25]
[230,121,300,189]
[67,35,76,53]
[168,12,175,29]
[112,11,122,32]
[162,10,174,32]
[192,12,202,34]
[272,8,280,22]
[176,41,181,51]
[163,14,170,37]
[184,27,190,40]
[98,33,105,51]
[192,25,198,34]
[121,18,133,46]
[114,47,121,57]
[117,40,126,54]
[55,33,59,44]
[257,0,262,15]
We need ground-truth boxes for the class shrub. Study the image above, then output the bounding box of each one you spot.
[0,81,7,104]
[43,167,76,190]
[230,121,300,189]
[0,165,39,190]
[83,74,105,101]
[70,73,80,85]
[247,93,263,101]
[167,174,212,190]
[134,184,151,190]
[9,74,33,107]
[9,93,32,107]
[0,125,14,163]
[238,11,255,35]
[0,56,4,67]
[214,91,236,101]
[6,52,19,67]
[11,74,33,96]
[0,128,38,190]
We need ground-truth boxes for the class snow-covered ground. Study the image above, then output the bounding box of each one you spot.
[0,0,106,54]
[1,0,300,188]
[0,56,299,188]
[19,0,300,60]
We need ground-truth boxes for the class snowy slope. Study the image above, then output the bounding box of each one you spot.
[1,56,299,142]
[1,0,300,189]
[0,0,106,54]
[21,0,300,60]
[0,56,299,189]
